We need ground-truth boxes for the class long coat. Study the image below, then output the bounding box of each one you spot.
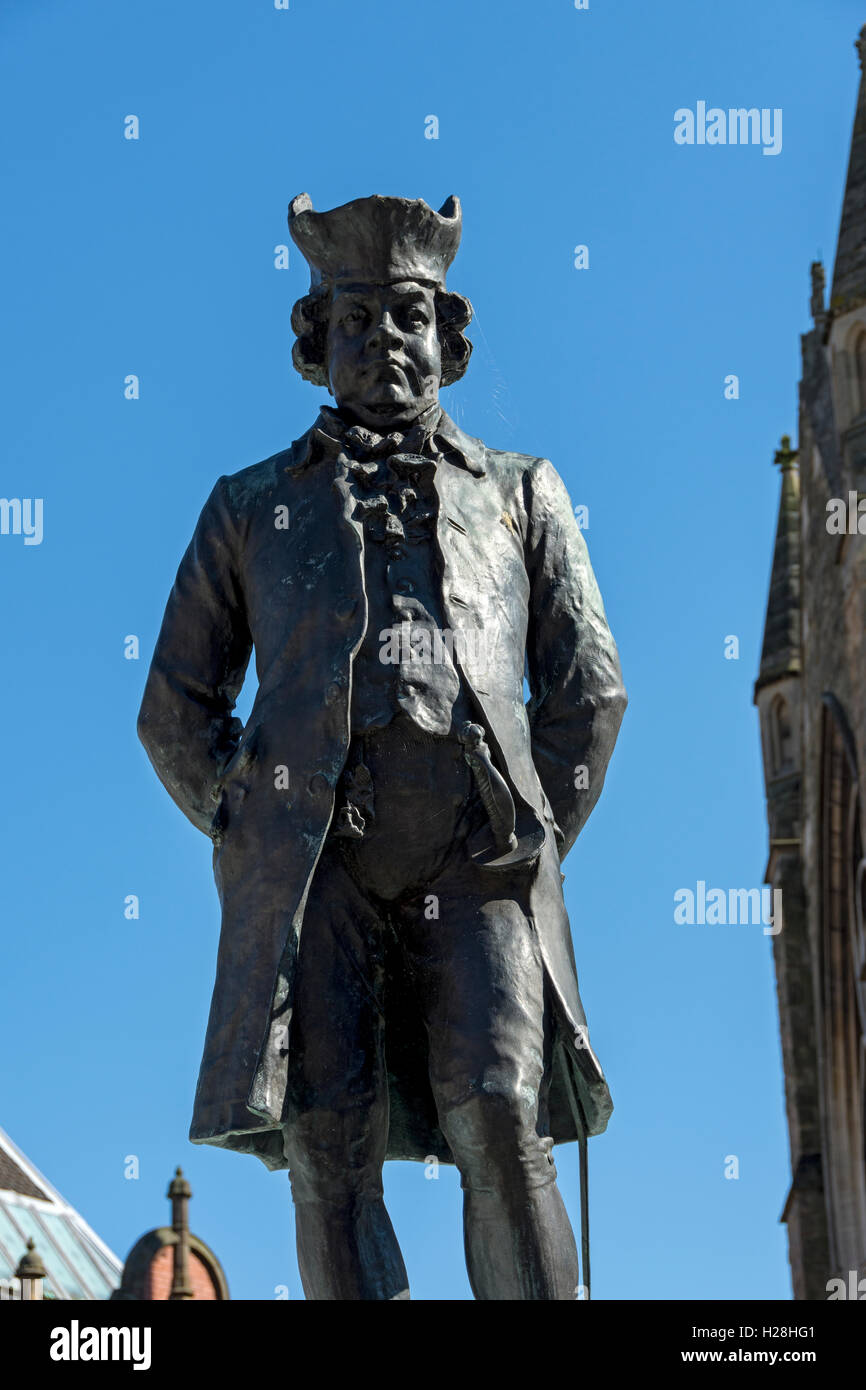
[137,408,627,1171]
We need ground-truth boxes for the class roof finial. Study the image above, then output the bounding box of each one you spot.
[774,435,798,470]
[16,1237,47,1300]
[810,260,826,322]
[167,1166,193,1300]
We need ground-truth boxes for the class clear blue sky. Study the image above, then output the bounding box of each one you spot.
[1,0,860,1300]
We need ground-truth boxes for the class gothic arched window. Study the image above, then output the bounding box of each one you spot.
[820,695,866,1274]
[854,331,866,417]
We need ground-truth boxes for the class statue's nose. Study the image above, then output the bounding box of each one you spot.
[367,313,402,350]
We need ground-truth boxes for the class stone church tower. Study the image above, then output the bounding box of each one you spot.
[756,26,866,1300]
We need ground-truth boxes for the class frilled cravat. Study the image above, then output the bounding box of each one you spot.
[311,403,441,463]
[311,406,441,553]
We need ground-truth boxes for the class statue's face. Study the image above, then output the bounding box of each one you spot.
[325,280,441,428]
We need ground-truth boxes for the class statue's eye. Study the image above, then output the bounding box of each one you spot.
[342,308,367,325]
[406,310,428,327]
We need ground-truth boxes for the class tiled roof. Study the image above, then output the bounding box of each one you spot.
[0,1146,48,1202]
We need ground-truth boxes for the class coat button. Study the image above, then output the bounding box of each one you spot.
[335,598,357,621]
[309,773,331,796]
[324,682,342,706]
[395,578,414,594]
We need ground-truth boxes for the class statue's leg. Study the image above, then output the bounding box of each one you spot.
[398,885,580,1300]
[282,839,409,1300]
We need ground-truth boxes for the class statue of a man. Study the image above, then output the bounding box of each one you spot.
[137,192,626,1300]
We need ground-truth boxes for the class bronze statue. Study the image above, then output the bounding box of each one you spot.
[137,192,626,1300]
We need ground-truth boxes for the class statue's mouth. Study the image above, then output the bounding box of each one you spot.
[370,361,407,382]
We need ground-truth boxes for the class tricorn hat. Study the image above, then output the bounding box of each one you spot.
[288,192,462,290]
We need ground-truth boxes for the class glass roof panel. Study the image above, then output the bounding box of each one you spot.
[0,1233,16,1280]
[33,1211,116,1299]
[0,1201,30,1276]
[78,1230,123,1286]
[0,1201,90,1299]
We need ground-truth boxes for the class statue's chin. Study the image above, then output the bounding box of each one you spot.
[337,395,436,429]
